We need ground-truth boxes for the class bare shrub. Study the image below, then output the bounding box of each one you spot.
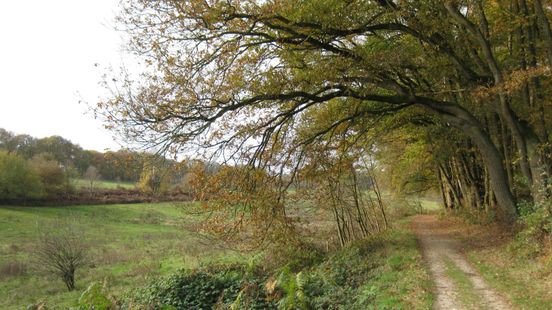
[33,220,88,291]
[84,165,101,192]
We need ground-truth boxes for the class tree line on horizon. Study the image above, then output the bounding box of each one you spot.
[0,128,198,200]
[0,128,146,182]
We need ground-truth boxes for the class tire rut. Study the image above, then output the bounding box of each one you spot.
[412,215,512,310]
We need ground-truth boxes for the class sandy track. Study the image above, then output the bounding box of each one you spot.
[412,215,512,310]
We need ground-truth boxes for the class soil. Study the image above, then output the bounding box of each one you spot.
[0,188,191,206]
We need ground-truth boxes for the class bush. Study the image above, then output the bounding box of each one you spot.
[28,154,72,198]
[138,167,170,195]
[263,242,323,272]
[128,264,275,309]
[77,281,119,309]
[33,220,88,291]
[0,151,43,199]
[388,197,421,219]
[510,199,552,257]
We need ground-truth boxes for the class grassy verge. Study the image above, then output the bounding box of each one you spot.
[280,219,434,309]
[466,249,552,309]
[0,203,240,309]
[442,216,552,309]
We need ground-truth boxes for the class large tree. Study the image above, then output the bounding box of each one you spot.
[101,0,552,221]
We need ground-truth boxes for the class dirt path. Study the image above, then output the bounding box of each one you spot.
[412,215,512,310]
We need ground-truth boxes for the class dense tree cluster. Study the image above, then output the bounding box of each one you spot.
[0,128,189,185]
[0,128,145,181]
[0,129,197,201]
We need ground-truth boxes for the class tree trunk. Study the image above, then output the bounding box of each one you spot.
[418,98,518,221]
[462,121,518,220]
[533,0,552,66]
[445,2,536,193]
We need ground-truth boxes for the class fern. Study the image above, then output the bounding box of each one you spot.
[277,269,309,310]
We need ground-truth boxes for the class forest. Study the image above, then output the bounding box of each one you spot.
[1,0,551,309]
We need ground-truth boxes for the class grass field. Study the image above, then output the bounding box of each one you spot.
[71,178,137,190]
[0,198,437,309]
[0,202,240,309]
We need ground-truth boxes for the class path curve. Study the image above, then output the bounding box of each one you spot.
[412,215,512,310]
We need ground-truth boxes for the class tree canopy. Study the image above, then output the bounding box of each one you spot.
[100,0,552,222]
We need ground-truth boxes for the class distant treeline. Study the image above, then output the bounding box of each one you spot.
[0,128,216,202]
[0,128,184,183]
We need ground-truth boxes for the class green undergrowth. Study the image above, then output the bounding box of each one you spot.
[103,221,434,309]
[299,226,433,309]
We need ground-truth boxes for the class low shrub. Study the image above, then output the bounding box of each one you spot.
[263,242,323,272]
[510,199,552,257]
[388,197,422,219]
[127,264,275,309]
[77,281,119,309]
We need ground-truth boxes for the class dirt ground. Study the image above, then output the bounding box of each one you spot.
[412,215,512,310]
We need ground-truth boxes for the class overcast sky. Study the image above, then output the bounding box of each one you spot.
[0,0,131,152]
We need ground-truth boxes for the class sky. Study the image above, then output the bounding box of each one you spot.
[0,0,133,152]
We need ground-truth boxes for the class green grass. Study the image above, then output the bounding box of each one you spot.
[443,258,483,308]
[467,251,552,309]
[418,198,441,212]
[0,200,437,309]
[0,203,241,309]
[302,218,435,309]
[71,178,136,190]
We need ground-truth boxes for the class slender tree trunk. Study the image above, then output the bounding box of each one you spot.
[439,163,462,209]
[437,166,449,209]
[533,0,552,66]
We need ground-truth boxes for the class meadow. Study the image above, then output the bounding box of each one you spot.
[0,202,240,309]
[0,197,439,309]
[71,179,137,190]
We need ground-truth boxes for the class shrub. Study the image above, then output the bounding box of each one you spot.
[33,220,88,291]
[511,199,552,257]
[138,167,170,195]
[0,151,43,199]
[263,242,323,272]
[28,154,72,198]
[388,197,421,219]
[275,268,309,310]
[77,281,119,309]
[129,264,275,309]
